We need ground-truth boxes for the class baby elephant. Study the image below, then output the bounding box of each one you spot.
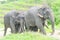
[15,11,25,33]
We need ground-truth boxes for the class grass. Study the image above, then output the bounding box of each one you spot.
[0,32,57,40]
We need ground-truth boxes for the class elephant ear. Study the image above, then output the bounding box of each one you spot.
[37,13,43,18]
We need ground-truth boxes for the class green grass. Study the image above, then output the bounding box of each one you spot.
[0,32,57,40]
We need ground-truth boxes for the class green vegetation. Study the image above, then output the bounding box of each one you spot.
[0,32,57,40]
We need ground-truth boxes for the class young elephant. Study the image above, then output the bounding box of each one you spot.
[15,11,25,33]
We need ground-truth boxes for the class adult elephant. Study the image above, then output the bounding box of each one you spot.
[30,5,54,34]
[24,8,46,35]
[4,10,25,36]
[24,5,54,35]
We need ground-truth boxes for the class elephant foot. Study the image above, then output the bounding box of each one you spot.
[40,30,46,35]
[50,32,54,35]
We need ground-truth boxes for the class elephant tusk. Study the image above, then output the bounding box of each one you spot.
[38,29,40,32]
[37,13,43,18]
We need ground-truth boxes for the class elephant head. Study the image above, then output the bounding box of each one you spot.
[38,6,55,35]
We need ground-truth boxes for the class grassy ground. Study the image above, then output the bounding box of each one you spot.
[0,32,57,40]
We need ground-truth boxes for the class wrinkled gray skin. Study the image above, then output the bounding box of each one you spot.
[4,10,25,36]
[24,9,46,35]
[15,11,25,33]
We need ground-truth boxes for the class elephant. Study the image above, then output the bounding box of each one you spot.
[24,5,54,35]
[4,10,25,36]
[24,10,46,35]
[15,11,25,33]
[29,5,54,34]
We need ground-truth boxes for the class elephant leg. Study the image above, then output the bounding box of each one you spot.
[18,24,23,33]
[18,27,21,33]
[36,19,46,35]
[10,26,16,33]
[15,23,20,33]
[26,24,29,31]
[10,26,15,33]
[18,19,24,33]
[10,18,16,33]
[40,27,46,35]
[4,25,8,36]
[21,26,25,32]
[18,26,24,33]
[25,21,30,31]
[38,25,46,35]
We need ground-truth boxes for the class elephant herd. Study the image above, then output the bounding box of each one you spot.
[4,5,55,36]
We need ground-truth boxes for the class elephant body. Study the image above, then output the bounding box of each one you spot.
[25,5,54,35]
[4,10,25,36]
[24,8,46,35]
[29,5,54,34]
[15,11,25,33]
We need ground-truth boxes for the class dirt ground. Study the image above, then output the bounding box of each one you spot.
[0,28,60,40]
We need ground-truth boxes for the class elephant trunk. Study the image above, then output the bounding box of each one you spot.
[49,13,55,35]
[18,18,24,33]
